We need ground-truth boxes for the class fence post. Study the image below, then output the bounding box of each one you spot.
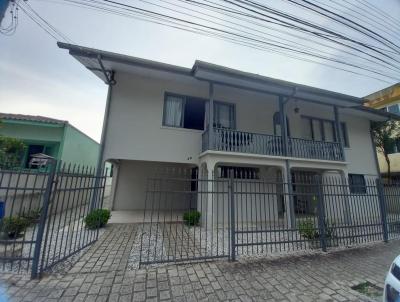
[228,172,236,261]
[31,159,57,279]
[376,178,389,243]
[316,176,327,252]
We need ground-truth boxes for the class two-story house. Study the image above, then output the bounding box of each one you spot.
[58,43,396,224]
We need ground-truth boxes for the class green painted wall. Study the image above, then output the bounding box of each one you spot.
[0,121,64,142]
[0,120,100,168]
[60,125,100,167]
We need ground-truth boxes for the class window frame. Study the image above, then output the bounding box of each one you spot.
[273,112,290,137]
[162,92,207,130]
[348,174,367,194]
[301,115,349,147]
[162,93,185,128]
[163,92,236,131]
[213,100,236,130]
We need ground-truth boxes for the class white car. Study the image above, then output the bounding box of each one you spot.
[384,255,400,302]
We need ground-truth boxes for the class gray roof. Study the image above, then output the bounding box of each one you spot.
[58,42,399,121]
[58,42,362,105]
[0,113,67,125]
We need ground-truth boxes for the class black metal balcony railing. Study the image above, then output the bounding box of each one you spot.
[202,128,344,161]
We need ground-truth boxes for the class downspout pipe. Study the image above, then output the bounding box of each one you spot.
[96,81,114,175]
[92,67,115,209]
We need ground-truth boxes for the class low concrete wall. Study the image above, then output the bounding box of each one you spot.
[0,171,111,218]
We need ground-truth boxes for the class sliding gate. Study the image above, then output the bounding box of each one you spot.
[139,170,400,266]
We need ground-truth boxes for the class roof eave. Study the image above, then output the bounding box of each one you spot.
[193,60,363,105]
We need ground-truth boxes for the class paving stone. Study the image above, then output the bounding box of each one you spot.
[1,224,400,302]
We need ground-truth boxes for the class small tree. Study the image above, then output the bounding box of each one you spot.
[371,120,400,180]
[0,136,26,169]
[0,119,26,168]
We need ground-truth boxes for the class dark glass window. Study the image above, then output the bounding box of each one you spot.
[184,98,205,130]
[301,116,349,147]
[340,122,350,148]
[349,174,366,194]
[25,145,45,168]
[163,94,206,130]
[273,112,290,137]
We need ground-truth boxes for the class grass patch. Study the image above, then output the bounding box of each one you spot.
[351,281,383,299]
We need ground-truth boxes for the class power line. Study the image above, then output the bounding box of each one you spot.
[17,0,100,71]
[181,0,400,74]
[18,0,400,83]
[135,0,400,78]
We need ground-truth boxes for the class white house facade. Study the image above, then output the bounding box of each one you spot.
[58,43,396,225]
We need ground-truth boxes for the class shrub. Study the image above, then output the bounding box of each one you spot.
[298,219,317,240]
[84,209,111,229]
[0,217,30,239]
[298,219,335,240]
[22,208,41,224]
[0,136,26,169]
[183,210,201,226]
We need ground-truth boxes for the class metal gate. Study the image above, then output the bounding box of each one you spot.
[0,159,107,278]
[139,168,400,266]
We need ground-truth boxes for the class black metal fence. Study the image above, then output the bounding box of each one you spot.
[139,169,400,266]
[0,160,107,278]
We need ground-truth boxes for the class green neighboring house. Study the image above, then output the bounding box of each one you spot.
[0,113,100,168]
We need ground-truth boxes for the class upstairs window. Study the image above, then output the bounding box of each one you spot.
[301,116,349,147]
[163,94,206,130]
[273,112,290,137]
[349,174,366,194]
[340,122,349,148]
[214,102,235,129]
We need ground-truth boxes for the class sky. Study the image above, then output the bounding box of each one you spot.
[1,0,399,142]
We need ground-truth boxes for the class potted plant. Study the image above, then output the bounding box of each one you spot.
[0,216,30,240]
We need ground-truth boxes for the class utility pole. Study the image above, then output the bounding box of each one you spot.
[0,0,11,25]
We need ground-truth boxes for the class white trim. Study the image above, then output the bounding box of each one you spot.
[160,126,203,133]
[199,150,349,165]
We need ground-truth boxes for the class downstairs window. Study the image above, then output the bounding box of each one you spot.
[218,166,260,179]
[349,174,366,194]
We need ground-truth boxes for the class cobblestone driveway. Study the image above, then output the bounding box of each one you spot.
[0,224,398,302]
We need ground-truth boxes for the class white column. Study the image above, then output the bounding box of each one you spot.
[340,170,352,225]
[197,161,215,229]
[283,161,295,228]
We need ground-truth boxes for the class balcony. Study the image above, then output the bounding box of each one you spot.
[202,128,344,162]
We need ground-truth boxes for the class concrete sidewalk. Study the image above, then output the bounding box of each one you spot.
[0,224,398,302]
